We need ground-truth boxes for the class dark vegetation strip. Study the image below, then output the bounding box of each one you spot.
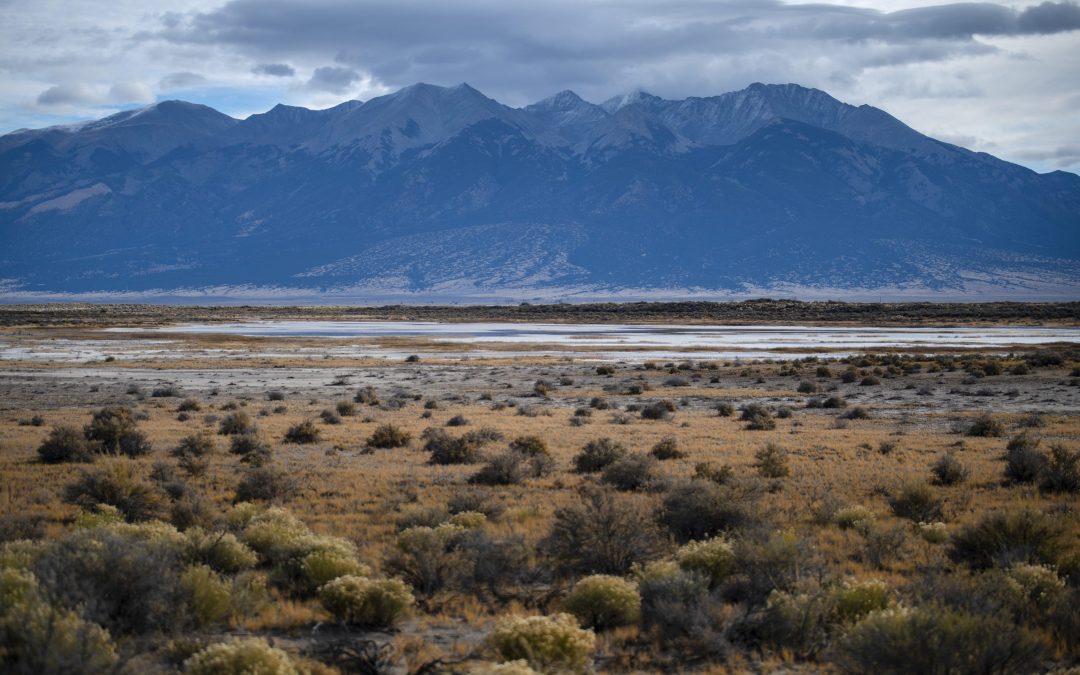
[1,300,1079,327]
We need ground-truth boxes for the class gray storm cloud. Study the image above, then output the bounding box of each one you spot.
[305,65,360,92]
[252,63,296,77]
[151,0,1080,104]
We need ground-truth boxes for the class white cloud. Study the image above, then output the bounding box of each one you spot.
[36,83,100,106]
[108,81,155,103]
[159,71,208,89]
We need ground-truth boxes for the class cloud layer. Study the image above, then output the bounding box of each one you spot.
[1,0,1078,173]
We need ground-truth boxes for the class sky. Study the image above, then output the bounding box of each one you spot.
[1,0,1078,174]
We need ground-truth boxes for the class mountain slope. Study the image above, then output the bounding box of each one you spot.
[1,82,1077,301]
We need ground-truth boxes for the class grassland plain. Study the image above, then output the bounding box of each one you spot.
[0,310,1078,673]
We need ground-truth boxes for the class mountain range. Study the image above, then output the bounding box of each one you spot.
[1,82,1078,301]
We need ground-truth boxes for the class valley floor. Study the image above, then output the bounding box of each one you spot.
[0,314,1078,673]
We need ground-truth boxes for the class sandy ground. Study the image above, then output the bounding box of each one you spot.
[2,326,1078,419]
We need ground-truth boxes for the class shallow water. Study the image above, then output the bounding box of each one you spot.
[114,320,1080,351]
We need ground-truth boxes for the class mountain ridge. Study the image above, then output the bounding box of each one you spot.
[1,82,1077,302]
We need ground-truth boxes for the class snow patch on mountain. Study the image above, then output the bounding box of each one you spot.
[27,183,111,215]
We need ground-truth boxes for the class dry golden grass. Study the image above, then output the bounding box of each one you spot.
[1,343,1078,672]
[3,372,1076,560]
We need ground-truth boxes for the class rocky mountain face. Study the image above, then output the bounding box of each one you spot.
[1,82,1077,300]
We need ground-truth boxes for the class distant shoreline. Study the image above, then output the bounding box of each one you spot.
[1,300,1077,327]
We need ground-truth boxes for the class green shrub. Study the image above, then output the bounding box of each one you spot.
[487,613,596,673]
[659,479,761,542]
[740,403,775,430]
[822,395,848,409]
[367,423,412,449]
[649,436,684,460]
[0,540,42,570]
[283,420,319,444]
[716,401,735,417]
[180,564,233,627]
[354,386,380,405]
[1000,563,1067,623]
[236,508,310,559]
[834,505,876,530]
[572,438,626,473]
[218,411,256,436]
[230,433,271,463]
[508,435,549,457]
[916,521,948,544]
[966,414,1004,438]
[319,575,414,628]
[234,466,298,503]
[759,589,835,659]
[234,508,357,594]
[300,549,370,594]
[860,525,910,570]
[385,524,466,595]
[63,461,164,522]
[693,462,734,485]
[734,530,807,604]
[184,637,297,675]
[1019,412,1045,428]
[562,575,640,630]
[1039,444,1080,493]
[637,566,721,654]
[85,407,150,456]
[36,425,95,463]
[471,450,553,486]
[754,443,790,478]
[448,511,488,529]
[545,488,662,575]
[171,432,216,459]
[72,504,125,529]
[930,453,968,486]
[0,568,119,674]
[675,537,735,589]
[1004,433,1046,484]
[839,606,1045,675]
[949,508,1066,570]
[840,406,871,420]
[887,482,943,523]
[394,505,450,531]
[32,522,189,635]
[600,453,656,491]
[449,495,496,521]
[640,400,676,420]
[335,400,356,416]
[0,514,45,544]
[423,427,485,465]
[834,579,889,623]
[185,529,258,573]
